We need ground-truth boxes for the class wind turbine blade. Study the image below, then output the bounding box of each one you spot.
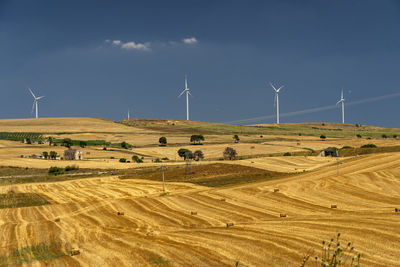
[277,85,284,92]
[31,100,36,113]
[336,100,342,106]
[178,90,185,98]
[28,88,36,98]
[269,82,277,92]
[341,89,344,99]
[36,96,45,100]
[185,75,188,89]
[188,91,192,96]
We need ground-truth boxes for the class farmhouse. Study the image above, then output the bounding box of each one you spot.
[318,147,339,157]
[64,148,84,160]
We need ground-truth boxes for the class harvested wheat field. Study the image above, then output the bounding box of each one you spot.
[0,153,399,266]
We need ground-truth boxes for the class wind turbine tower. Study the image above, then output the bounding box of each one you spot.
[270,82,284,124]
[178,75,191,120]
[336,89,345,124]
[28,88,45,119]
[127,109,130,120]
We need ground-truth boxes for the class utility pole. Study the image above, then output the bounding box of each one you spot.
[161,166,166,193]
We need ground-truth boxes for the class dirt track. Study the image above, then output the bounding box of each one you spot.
[0,153,399,266]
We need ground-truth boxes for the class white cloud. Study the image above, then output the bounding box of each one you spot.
[121,41,150,51]
[104,39,111,43]
[182,37,198,44]
[112,40,121,45]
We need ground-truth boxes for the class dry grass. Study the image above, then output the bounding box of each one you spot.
[0,191,50,209]
[0,117,149,133]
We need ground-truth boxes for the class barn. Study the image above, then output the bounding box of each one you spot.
[64,148,84,160]
[318,147,339,157]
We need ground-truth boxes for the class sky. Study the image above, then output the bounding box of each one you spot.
[0,0,400,127]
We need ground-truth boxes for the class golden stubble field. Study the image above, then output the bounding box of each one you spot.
[0,153,399,266]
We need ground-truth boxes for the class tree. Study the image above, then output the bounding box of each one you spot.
[159,136,167,146]
[178,148,192,159]
[184,151,194,160]
[233,135,240,143]
[62,138,73,148]
[193,150,204,161]
[320,134,326,140]
[47,137,53,146]
[120,141,132,149]
[382,134,388,139]
[356,134,362,138]
[223,147,237,160]
[79,141,87,148]
[190,135,205,145]
[119,158,127,163]
[42,151,49,159]
[132,155,143,163]
[49,151,58,160]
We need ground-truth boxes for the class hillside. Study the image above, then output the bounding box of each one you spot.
[0,117,149,133]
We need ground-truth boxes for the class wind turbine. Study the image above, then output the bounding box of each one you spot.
[270,82,284,124]
[178,75,191,120]
[336,89,345,124]
[28,88,45,119]
[127,108,130,120]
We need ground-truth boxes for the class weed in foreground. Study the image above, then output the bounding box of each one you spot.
[301,233,361,267]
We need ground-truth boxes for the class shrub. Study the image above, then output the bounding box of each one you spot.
[382,134,388,139]
[393,134,398,139]
[153,158,162,163]
[341,146,353,149]
[132,155,143,163]
[283,152,291,156]
[223,147,237,160]
[193,150,204,161]
[48,167,64,176]
[79,141,87,148]
[361,144,377,148]
[233,135,240,143]
[320,134,326,140]
[121,141,132,149]
[103,147,107,150]
[119,158,127,163]
[356,134,362,138]
[161,157,169,161]
[159,136,167,146]
[65,165,79,172]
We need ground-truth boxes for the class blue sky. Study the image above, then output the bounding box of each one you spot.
[1,0,400,127]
